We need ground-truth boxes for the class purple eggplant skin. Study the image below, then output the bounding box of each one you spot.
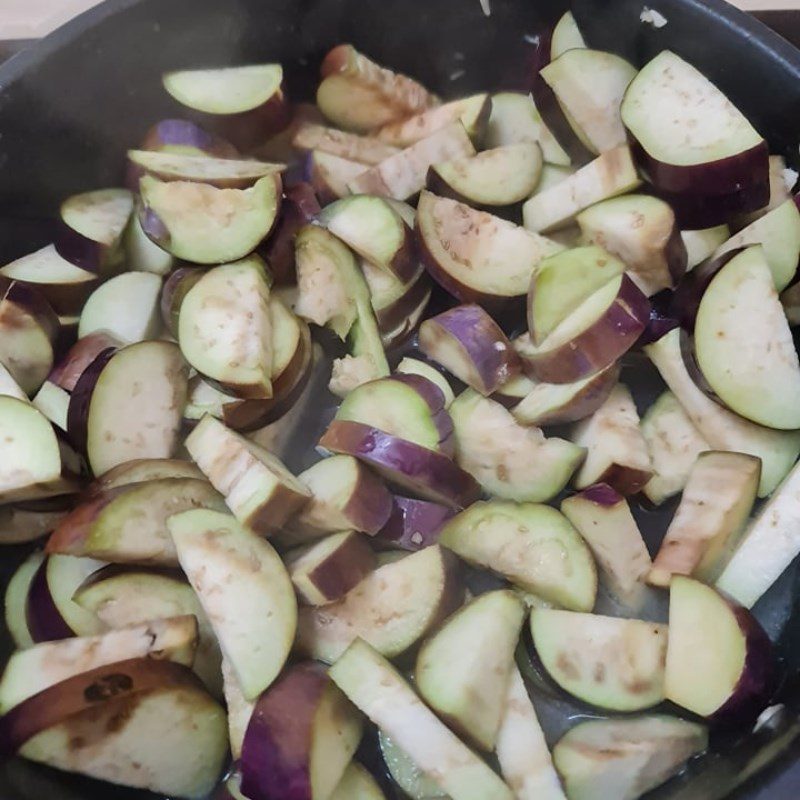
[138,205,172,250]
[635,289,679,348]
[390,374,455,457]
[0,277,60,345]
[573,482,624,508]
[66,348,116,456]
[319,420,481,510]
[420,304,521,396]
[258,183,321,285]
[49,331,122,392]
[25,557,74,643]
[376,496,454,551]
[376,272,432,334]
[161,267,206,337]
[53,226,114,275]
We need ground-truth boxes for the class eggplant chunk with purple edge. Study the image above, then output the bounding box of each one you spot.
[427,143,543,207]
[162,64,289,151]
[644,328,800,497]
[49,331,121,393]
[396,357,455,407]
[307,150,367,203]
[552,716,707,800]
[139,173,281,264]
[449,390,584,503]
[379,731,449,800]
[693,246,800,429]
[440,501,597,611]
[4,551,44,648]
[330,639,514,800]
[296,544,461,663]
[561,484,652,611]
[640,390,710,505]
[419,304,520,395]
[90,457,204,491]
[665,576,775,725]
[293,121,400,164]
[316,44,439,133]
[362,261,430,335]
[681,224,731,270]
[415,191,564,307]
[185,414,310,535]
[648,451,760,587]
[169,508,297,700]
[376,495,454,552]
[571,383,653,495]
[415,590,526,751]
[239,662,363,800]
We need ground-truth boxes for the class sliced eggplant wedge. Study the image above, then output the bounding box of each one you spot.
[415,590,525,751]
[316,44,438,133]
[296,544,461,663]
[139,173,280,264]
[307,150,366,203]
[124,214,175,276]
[522,146,641,233]
[396,358,454,407]
[577,194,687,296]
[561,485,653,610]
[349,121,476,201]
[4,551,45,648]
[92,457,204,491]
[694,246,800,429]
[416,191,563,306]
[136,117,239,157]
[330,640,514,800]
[641,390,710,505]
[178,257,273,398]
[427,143,542,207]
[550,10,586,57]
[162,63,288,151]
[440,501,597,611]
[552,716,707,800]
[31,381,67,432]
[645,328,800,497]
[293,122,399,165]
[571,383,652,495]
[362,260,430,333]
[450,390,584,503]
[0,361,27,401]
[531,609,667,711]
[376,496,454,552]
[221,659,253,760]
[682,224,731,270]
[0,245,99,316]
[380,731,449,800]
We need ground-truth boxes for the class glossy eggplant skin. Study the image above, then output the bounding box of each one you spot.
[1,1,800,799]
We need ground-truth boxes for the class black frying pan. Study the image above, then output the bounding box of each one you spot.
[1,0,800,797]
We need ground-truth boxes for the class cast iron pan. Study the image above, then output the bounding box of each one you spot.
[1,0,800,798]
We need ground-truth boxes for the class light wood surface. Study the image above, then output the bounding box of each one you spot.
[0,0,792,39]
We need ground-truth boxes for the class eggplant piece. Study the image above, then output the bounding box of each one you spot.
[0,361,26,401]
[54,188,133,275]
[330,640,514,800]
[571,383,652,495]
[0,245,99,316]
[427,143,542,207]
[681,224,731,270]
[716,457,800,607]
[665,576,774,725]
[185,415,310,535]
[91,457,204,491]
[420,304,520,395]
[0,278,59,395]
[4,551,45,648]
[307,150,367,203]
[694,247,800,429]
[178,257,273,398]
[331,763,385,800]
[641,391,711,505]
[561,485,652,610]
[334,375,454,454]
[492,373,537,409]
[46,477,225,565]
[220,659,253,760]
[377,284,431,353]
[73,567,223,697]
[78,271,162,344]
[139,173,280,264]
[162,64,288,151]
[645,328,800,497]
[169,508,296,700]
[522,146,642,233]
[737,153,794,226]
[550,10,586,57]
[416,191,563,307]
[552,716,707,800]
[576,195,686,296]
[512,362,619,427]
[349,121,476,201]
[319,420,479,509]
[531,610,667,711]
[293,122,400,165]
[712,198,800,290]
[363,262,430,334]
[50,332,122,394]
[416,590,525,751]
[0,503,67,546]
[296,544,461,663]
[396,357,454,407]
[138,117,239,157]
[449,390,584,503]
[287,530,376,605]
[32,381,69,432]
[124,213,175,276]
[484,92,570,167]
[316,44,438,133]
[380,732,448,800]
[240,663,363,800]
[376,496,454,552]
[537,49,636,157]
[516,275,649,384]
[649,452,760,587]
[528,245,626,343]
[160,266,204,337]
[440,501,597,611]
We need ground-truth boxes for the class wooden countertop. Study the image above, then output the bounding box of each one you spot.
[0,0,792,39]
